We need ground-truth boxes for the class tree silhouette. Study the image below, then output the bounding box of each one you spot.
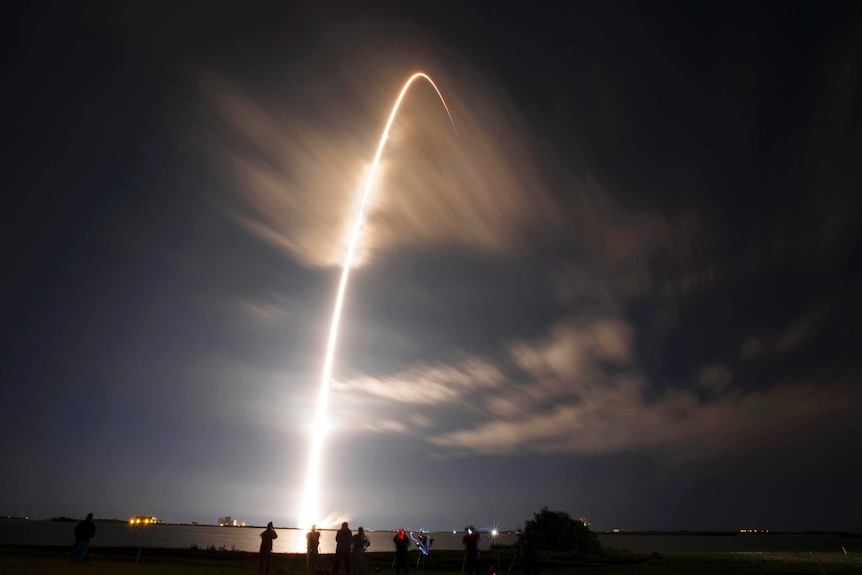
[524,506,602,554]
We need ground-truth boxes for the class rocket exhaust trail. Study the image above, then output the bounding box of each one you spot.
[299,73,457,528]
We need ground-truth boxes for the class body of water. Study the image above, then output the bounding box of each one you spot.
[0,521,514,554]
[0,520,858,555]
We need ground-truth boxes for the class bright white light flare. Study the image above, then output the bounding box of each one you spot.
[298,72,456,528]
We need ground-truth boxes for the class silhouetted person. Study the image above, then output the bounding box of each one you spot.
[333,521,352,575]
[307,524,321,575]
[517,530,538,575]
[352,526,370,575]
[462,526,480,575]
[393,528,411,575]
[411,531,434,572]
[410,530,434,555]
[259,521,278,574]
[71,513,96,562]
[416,531,433,555]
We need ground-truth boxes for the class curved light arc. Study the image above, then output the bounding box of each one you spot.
[299,72,457,529]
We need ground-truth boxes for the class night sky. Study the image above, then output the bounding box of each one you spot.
[3,1,862,533]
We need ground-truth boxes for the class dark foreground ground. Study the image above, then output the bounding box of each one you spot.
[2,545,860,574]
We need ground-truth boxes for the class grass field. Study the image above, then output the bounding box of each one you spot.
[2,545,860,574]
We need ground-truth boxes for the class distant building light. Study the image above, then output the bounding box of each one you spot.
[129,515,158,526]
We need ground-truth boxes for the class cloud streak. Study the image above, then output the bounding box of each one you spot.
[333,315,860,461]
[204,69,562,269]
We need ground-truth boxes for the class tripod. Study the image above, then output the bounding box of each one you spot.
[414,551,439,575]
[506,548,518,575]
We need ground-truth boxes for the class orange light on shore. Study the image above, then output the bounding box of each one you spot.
[129,515,157,526]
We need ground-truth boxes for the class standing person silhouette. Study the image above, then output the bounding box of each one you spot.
[462,526,480,575]
[393,528,411,575]
[259,521,278,574]
[352,526,370,575]
[71,513,96,562]
[332,521,352,575]
[517,529,538,575]
[307,525,321,575]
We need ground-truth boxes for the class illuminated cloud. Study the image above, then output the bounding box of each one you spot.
[740,308,824,359]
[332,312,858,463]
[773,319,813,353]
[437,313,856,457]
[205,77,363,268]
[205,71,561,268]
[237,297,292,327]
[336,358,506,406]
[430,372,858,458]
[696,363,733,394]
[546,186,717,326]
[508,317,635,382]
[740,337,765,359]
[359,419,409,434]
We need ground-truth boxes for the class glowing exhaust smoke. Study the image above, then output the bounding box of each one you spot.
[298,73,456,528]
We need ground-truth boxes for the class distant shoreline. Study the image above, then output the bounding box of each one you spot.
[4,517,857,538]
